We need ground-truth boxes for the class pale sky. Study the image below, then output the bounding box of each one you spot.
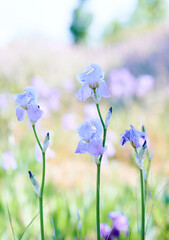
[0,0,168,46]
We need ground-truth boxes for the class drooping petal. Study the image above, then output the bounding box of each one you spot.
[15,93,28,108]
[77,64,104,85]
[119,135,128,146]
[87,138,104,156]
[16,106,25,122]
[97,80,110,98]
[27,103,43,124]
[77,121,93,141]
[24,86,38,103]
[90,119,103,138]
[76,83,93,101]
[100,223,111,239]
[75,140,88,154]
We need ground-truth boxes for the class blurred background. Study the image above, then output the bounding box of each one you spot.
[0,0,169,239]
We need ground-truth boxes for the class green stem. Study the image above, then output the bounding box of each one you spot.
[96,163,101,240]
[95,103,107,240]
[32,125,45,240]
[140,168,145,240]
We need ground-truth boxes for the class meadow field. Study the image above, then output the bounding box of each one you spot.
[0,22,169,240]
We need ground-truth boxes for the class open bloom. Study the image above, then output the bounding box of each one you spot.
[75,119,105,157]
[76,64,110,101]
[100,223,111,239]
[15,86,43,124]
[120,125,146,149]
[108,211,129,239]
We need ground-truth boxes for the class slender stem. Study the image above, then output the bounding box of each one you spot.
[32,125,45,240]
[96,163,101,240]
[145,150,151,199]
[96,104,105,129]
[140,168,145,240]
[95,103,108,240]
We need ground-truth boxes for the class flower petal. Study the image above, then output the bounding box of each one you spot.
[77,121,93,141]
[90,119,103,138]
[15,93,28,108]
[27,103,43,124]
[75,140,88,154]
[24,86,38,103]
[76,83,93,101]
[97,81,110,98]
[87,138,104,156]
[16,106,25,121]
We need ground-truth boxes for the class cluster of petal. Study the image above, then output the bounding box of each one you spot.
[120,125,146,149]
[75,119,105,156]
[15,86,43,124]
[76,64,110,101]
[100,211,129,239]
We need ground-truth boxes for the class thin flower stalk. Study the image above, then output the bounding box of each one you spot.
[95,103,108,240]
[32,124,45,240]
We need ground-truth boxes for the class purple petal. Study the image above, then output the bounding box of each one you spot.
[15,93,28,108]
[24,86,38,103]
[100,223,111,239]
[75,140,88,154]
[90,119,103,138]
[97,81,110,98]
[77,64,104,85]
[119,136,127,146]
[76,83,93,101]
[108,211,122,221]
[16,106,25,121]
[87,138,104,156]
[27,103,43,124]
[77,121,93,141]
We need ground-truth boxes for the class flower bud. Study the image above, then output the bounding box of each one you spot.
[42,132,50,152]
[105,107,112,129]
[28,171,40,197]
[135,140,147,168]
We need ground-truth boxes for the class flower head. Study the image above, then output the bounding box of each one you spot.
[100,223,111,239]
[15,86,43,124]
[75,119,105,157]
[76,64,110,101]
[108,211,129,239]
[120,125,146,149]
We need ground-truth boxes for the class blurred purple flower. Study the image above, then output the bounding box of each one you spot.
[15,86,43,123]
[103,132,116,164]
[31,76,50,98]
[84,103,98,121]
[100,223,111,239]
[109,68,136,98]
[62,113,77,130]
[120,125,146,149]
[1,151,17,170]
[63,79,75,93]
[0,94,8,108]
[76,64,110,101]
[108,211,129,239]
[137,75,154,97]
[48,89,61,111]
[75,119,105,156]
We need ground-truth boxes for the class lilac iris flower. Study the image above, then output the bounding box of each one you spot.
[109,68,136,98]
[100,223,111,239]
[137,75,154,97]
[76,64,110,101]
[15,86,43,124]
[108,211,129,239]
[75,119,105,156]
[120,125,146,149]
[1,151,17,170]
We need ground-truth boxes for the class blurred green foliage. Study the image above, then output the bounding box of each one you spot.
[70,0,93,44]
